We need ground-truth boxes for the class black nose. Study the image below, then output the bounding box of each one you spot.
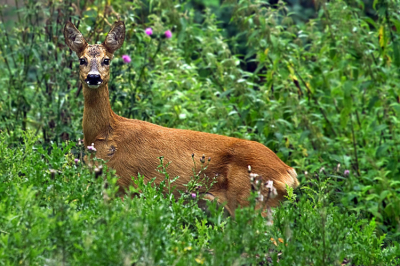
[85,74,102,85]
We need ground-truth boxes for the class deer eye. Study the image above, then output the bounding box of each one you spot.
[103,58,110,65]
[79,58,86,65]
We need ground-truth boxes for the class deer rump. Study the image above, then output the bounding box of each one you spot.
[64,21,299,216]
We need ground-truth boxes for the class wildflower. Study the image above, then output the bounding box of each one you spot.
[266,207,274,226]
[208,157,211,162]
[77,138,82,146]
[191,153,194,158]
[87,143,97,152]
[49,169,57,180]
[249,173,259,178]
[164,30,172,39]
[265,180,278,199]
[257,191,264,202]
[145,27,153,36]
[336,163,341,172]
[195,256,205,264]
[94,165,103,179]
[191,193,196,199]
[74,158,79,164]
[103,191,110,202]
[122,55,131,63]
[248,165,252,173]
[344,170,350,176]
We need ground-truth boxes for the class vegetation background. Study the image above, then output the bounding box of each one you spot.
[1,0,400,264]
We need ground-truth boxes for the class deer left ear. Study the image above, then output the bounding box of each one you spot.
[104,21,125,54]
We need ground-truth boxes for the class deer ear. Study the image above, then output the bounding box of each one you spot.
[64,21,88,54]
[103,21,125,54]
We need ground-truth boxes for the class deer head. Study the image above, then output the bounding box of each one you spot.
[64,21,125,89]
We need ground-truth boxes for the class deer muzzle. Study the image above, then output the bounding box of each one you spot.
[85,73,103,88]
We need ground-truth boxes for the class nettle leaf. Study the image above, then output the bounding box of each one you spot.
[392,39,400,67]
[340,107,351,128]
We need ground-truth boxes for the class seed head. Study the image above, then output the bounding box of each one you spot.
[265,180,274,189]
[94,165,103,179]
[249,173,259,178]
[87,143,97,152]
[258,193,264,202]
[265,180,278,199]
[49,169,57,180]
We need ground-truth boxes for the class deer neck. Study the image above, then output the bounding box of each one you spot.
[82,82,116,146]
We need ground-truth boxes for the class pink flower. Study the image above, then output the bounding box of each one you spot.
[191,193,196,199]
[344,170,350,176]
[145,28,153,36]
[87,143,97,152]
[74,158,79,163]
[165,30,172,39]
[122,55,131,63]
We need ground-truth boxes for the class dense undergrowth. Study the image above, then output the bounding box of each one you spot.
[1,0,400,264]
[1,131,398,265]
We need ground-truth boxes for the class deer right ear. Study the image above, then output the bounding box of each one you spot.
[64,21,88,54]
[103,21,125,54]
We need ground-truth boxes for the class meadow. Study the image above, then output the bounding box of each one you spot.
[0,0,400,264]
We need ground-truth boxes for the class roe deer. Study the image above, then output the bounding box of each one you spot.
[64,21,299,216]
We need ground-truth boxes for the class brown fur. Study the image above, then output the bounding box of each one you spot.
[64,21,299,215]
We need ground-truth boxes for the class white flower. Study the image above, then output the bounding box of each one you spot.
[265,180,278,199]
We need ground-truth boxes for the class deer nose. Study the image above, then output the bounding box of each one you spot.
[87,74,101,81]
[85,74,103,86]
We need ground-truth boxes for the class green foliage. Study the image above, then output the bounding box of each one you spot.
[1,0,400,263]
[0,132,398,265]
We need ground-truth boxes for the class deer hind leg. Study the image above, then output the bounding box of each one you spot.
[225,165,295,215]
[197,192,232,217]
